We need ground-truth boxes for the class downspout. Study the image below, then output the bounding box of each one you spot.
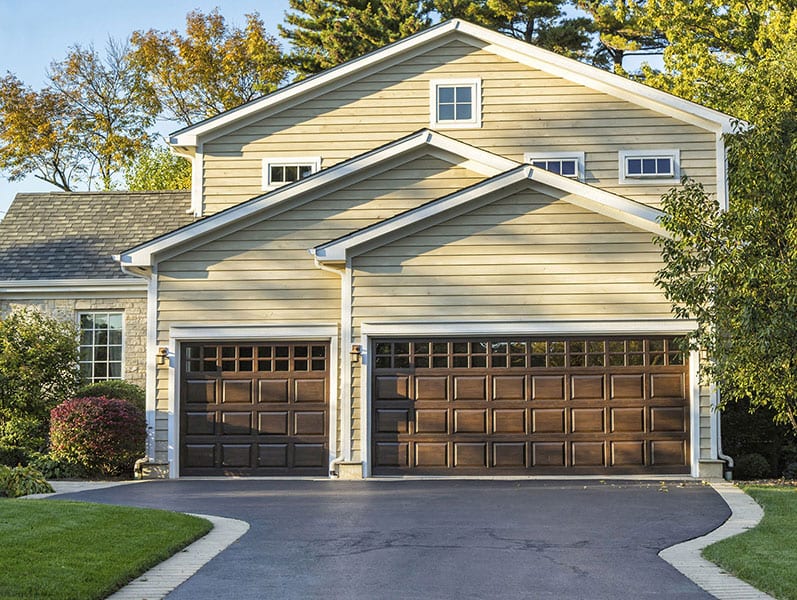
[313,255,347,477]
[715,388,735,479]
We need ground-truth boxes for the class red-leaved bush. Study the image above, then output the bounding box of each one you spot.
[50,397,146,476]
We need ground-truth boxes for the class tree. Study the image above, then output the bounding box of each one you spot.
[48,39,160,190]
[125,145,191,190]
[131,9,288,126]
[0,75,85,191]
[281,0,430,75]
[654,113,797,435]
[576,0,666,71]
[0,307,81,450]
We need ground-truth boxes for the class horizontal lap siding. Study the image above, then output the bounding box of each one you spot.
[153,155,486,461]
[348,187,674,459]
[203,37,717,214]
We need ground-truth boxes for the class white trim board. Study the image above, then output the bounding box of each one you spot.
[168,19,738,148]
[0,279,147,293]
[313,165,666,263]
[118,129,519,268]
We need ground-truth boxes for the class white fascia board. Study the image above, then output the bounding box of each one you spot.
[120,130,518,267]
[169,20,461,146]
[0,278,147,293]
[425,131,518,174]
[314,165,666,262]
[313,166,530,262]
[170,18,738,148]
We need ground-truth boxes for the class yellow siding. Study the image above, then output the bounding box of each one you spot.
[202,37,717,214]
[152,153,486,461]
[348,186,675,458]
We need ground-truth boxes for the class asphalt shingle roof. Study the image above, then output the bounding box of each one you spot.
[0,190,195,280]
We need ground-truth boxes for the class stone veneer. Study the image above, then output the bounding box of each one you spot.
[0,295,148,389]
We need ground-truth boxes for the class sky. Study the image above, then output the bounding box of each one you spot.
[0,0,292,216]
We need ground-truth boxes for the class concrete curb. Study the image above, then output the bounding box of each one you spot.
[659,482,775,599]
[107,513,249,600]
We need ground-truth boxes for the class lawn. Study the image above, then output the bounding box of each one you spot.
[703,485,797,600]
[0,499,212,600]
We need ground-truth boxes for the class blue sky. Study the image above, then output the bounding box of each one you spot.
[0,1,292,215]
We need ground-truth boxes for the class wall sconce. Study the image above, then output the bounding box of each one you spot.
[350,344,361,363]
[157,347,169,365]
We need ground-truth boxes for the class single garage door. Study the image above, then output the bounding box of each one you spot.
[181,341,329,476]
[371,337,690,475]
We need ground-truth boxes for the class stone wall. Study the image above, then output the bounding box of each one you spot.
[0,295,148,389]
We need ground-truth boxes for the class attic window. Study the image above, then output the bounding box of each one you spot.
[524,152,585,181]
[430,78,481,129]
[619,149,680,184]
[262,157,321,189]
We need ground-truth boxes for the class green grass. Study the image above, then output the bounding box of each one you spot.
[0,499,212,600]
[703,485,797,600]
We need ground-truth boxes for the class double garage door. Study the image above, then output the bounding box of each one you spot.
[371,336,690,475]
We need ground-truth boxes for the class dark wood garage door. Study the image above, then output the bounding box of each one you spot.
[371,337,690,475]
[181,341,329,476]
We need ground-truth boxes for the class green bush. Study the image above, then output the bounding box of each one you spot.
[720,399,796,476]
[0,443,30,467]
[0,415,48,453]
[784,462,797,479]
[28,452,86,480]
[74,380,145,412]
[0,464,53,497]
[734,453,772,480]
[50,397,146,477]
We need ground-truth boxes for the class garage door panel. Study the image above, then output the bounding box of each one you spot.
[371,336,689,475]
[181,341,329,476]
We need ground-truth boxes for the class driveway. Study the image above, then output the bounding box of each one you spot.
[57,479,728,599]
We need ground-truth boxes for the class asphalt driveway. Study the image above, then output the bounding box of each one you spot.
[57,479,728,599]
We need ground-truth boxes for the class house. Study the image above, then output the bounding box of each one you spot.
[1,19,735,479]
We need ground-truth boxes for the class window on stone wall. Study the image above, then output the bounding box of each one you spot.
[78,312,123,382]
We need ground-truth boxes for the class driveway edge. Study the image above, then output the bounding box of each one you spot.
[108,513,249,600]
[658,482,775,600]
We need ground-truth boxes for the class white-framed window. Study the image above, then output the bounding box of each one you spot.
[429,78,481,129]
[262,156,321,190]
[619,149,680,184]
[78,312,123,382]
[524,151,585,181]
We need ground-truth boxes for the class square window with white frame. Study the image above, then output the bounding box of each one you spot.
[430,78,481,128]
[619,149,680,184]
[262,157,321,190]
[79,312,123,382]
[524,152,585,181]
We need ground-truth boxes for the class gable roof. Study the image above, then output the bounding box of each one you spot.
[312,165,666,263]
[169,19,737,148]
[119,129,519,267]
[0,191,194,281]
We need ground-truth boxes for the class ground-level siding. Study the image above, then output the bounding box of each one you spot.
[0,294,148,389]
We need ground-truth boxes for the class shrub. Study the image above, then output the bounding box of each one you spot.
[50,397,146,477]
[28,452,86,480]
[734,453,772,480]
[0,443,30,467]
[784,462,797,479]
[0,464,53,497]
[74,381,145,412]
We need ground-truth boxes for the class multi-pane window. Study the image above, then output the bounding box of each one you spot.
[262,157,321,189]
[430,79,481,128]
[525,152,585,180]
[79,312,123,382]
[619,150,680,183]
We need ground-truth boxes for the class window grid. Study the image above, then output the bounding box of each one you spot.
[430,79,481,128]
[531,159,578,178]
[619,150,680,183]
[262,157,320,189]
[79,312,123,382]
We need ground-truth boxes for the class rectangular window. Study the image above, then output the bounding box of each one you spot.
[79,312,123,382]
[619,149,680,184]
[262,157,321,190]
[430,79,481,128]
[524,152,585,181]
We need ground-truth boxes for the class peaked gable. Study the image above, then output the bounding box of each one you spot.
[170,19,736,150]
[313,165,665,263]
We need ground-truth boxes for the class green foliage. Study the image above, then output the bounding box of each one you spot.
[655,114,797,435]
[124,145,191,191]
[0,464,54,498]
[0,444,30,468]
[0,307,81,446]
[131,9,288,125]
[734,453,773,480]
[74,380,146,412]
[282,0,430,75]
[27,452,86,480]
[721,399,796,477]
[50,397,146,477]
